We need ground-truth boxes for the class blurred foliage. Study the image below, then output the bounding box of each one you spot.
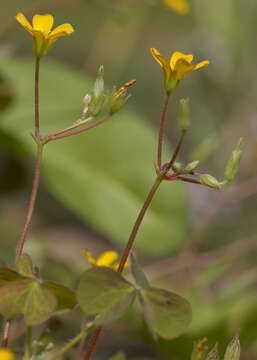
[0,0,256,359]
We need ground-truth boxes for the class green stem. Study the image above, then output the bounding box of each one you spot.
[50,326,93,360]
[23,326,32,360]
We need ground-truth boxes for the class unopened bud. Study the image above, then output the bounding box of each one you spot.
[206,343,219,360]
[94,65,104,98]
[179,98,190,133]
[89,66,106,116]
[173,161,183,172]
[185,160,200,173]
[109,80,136,114]
[225,138,243,183]
[201,174,221,189]
[224,334,240,360]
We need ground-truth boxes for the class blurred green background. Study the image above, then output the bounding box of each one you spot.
[0,0,256,359]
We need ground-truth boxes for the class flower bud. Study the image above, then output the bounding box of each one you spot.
[185,160,200,173]
[179,98,190,133]
[89,66,106,116]
[94,65,104,98]
[201,174,221,189]
[173,161,183,172]
[224,334,240,360]
[225,138,243,183]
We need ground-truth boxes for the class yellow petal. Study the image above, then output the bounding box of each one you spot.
[170,51,193,70]
[49,23,74,39]
[0,349,14,360]
[96,251,118,267]
[174,58,195,80]
[163,0,190,15]
[194,60,210,70]
[150,47,172,81]
[83,249,97,266]
[32,14,54,34]
[15,12,33,35]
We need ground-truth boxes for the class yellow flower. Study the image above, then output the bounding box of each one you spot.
[150,48,209,94]
[15,12,74,58]
[0,349,14,360]
[163,0,190,15]
[83,249,128,270]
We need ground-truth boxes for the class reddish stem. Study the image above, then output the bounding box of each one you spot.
[157,96,169,169]
[35,57,40,138]
[165,133,185,172]
[84,327,102,360]
[15,145,43,264]
[1,320,11,347]
[47,115,110,142]
[117,176,162,272]
[84,176,162,359]
[178,176,203,185]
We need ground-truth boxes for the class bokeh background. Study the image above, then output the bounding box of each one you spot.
[0,0,257,359]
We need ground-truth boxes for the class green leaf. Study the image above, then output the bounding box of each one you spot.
[15,253,34,278]
[141,287,192,339]
[0,281,57,325]
[0,59,188,256]
[0,268,30,286]
[95,290,136,325]
[130,253,149,289]
[77,266,135,315]
[43,280,77,311]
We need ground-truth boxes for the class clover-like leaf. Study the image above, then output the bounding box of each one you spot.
[0,268,30,286]
[15,253,34,278]
[141,287,192,339]
[130,253,149,289]
[0,280,57,325]
[95,290,136,325]
[43,280,77,311]
[77,267,135,315]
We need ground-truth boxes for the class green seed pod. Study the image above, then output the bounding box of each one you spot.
[225,138,243,183]
[200,174,221,189]
[185,160,200,173]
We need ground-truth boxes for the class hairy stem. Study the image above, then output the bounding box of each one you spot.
[157,95,169,169]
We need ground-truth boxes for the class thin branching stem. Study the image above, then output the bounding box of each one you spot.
[157,95,169,169]
[35,57,40,138]
[46,115,110,142]
[50,325,93,360]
